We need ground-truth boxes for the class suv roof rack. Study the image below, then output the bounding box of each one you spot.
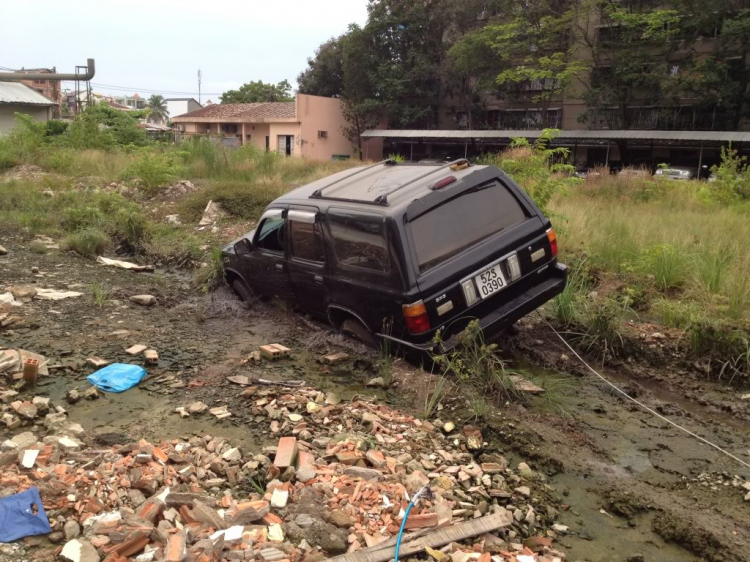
[309,159,470,206]
[309,159,395,200]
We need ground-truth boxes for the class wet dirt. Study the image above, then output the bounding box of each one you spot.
[2,230,750,562]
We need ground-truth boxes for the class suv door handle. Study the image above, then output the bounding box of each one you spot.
[275,264,284,271]
[314,275,323,283]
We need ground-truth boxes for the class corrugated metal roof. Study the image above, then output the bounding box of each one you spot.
[361,129,750,143]
[0,82,56,106]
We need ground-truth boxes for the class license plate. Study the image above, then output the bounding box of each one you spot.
[475,264,505,299]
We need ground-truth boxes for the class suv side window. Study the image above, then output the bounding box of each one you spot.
[255,214,286,254]
[327,207,390,272]
[289,212,324,263]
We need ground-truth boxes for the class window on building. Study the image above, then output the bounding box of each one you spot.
[597,25,623,44]
[317,130,328,139]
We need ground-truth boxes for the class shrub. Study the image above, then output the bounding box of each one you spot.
[705,146,750,203]
[554,258,589,325]
[61,228,108,257]
[29,240,48,254]
[433,320,520,400]
[638,243,689,292]
[121,151,182,192]
[478,129,579,215]
[652,298,703,329]
[577,297,626,358]
[193,247,225,293]
[695,247,732,294]
[61,206,103,232]
[111,207,150,250]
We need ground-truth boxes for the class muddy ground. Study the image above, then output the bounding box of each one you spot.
[2,229,749,562]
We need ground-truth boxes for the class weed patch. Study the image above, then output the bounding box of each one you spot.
[61,228,109,257]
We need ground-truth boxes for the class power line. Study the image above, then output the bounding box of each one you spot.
[60,80,224,96]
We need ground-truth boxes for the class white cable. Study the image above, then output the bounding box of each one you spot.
[537,313,750,471]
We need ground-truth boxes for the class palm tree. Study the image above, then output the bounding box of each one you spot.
[147,95,169,124]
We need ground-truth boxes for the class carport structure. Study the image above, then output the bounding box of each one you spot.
[361,129,750,178]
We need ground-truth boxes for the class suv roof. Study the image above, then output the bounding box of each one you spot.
[274,160,488,212]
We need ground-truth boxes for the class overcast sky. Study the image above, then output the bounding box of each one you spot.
[0,0,368,101]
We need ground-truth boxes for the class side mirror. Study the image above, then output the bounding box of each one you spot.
[235,238,253,255]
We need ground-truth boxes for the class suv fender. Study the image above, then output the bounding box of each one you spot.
[327,305,372,332]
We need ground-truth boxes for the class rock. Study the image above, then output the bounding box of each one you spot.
[16,401,37,420]
[188,401,208,414]
[405,470,430,493]
[463,425,483,451]
[442,421,455,433]
[270,489,288,508]
[83,387,100,400]
[552,523,569,533]
[11,431,37,449]
[10,285,37,302]
[267,523,284,542]
[64,520,81,540]
[366,449,387,468]
[560,353,570,362]
[222,447,241,462]
[48,531,64,544]
[1,390,19,403]
[326,510,354,529]
[67,389,80,404]
[625,556,645,562]
[3,413,21,429]
[306,401,321,413]
[129,294,157,307]
[295,514,315,528]
[60,539,100,562]
[31,396,50,413]
[366,377,386,387]
[0,245,6,255]
[165,215,181,225]
[295,466,317,483]
[58,436,82,451]
[517,462,534,478]
[515,486,531,497]
[343,466,382,481]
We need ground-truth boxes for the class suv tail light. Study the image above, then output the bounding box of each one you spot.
[403,300,431,335]
[546,228,558,258]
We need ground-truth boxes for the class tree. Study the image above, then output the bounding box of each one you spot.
[675,3,750,129]
[449,1,583,129]
[571,1,681,130]
[220,80,293,104]
[147,95,168,124]
[297,36,345,97]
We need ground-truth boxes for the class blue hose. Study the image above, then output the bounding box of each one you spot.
[394,501,415,562]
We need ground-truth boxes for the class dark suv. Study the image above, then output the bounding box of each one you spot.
[222,159,567,351]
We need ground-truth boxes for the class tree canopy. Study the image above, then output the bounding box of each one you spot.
[220,80,293,104]
[299,0,750,133]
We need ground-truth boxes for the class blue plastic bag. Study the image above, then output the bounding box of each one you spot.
[87,363,147,393]
[0,487,51,542]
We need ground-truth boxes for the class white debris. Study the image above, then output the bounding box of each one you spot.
[97,256,154,272]
[34,288,83,300]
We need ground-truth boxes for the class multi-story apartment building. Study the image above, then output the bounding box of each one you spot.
[364,2,750,174]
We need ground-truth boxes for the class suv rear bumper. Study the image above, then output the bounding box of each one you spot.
[381,263,567,353]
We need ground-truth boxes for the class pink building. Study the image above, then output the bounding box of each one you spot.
[171,94,354,160]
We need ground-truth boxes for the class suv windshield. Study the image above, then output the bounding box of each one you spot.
[410,181,528,271]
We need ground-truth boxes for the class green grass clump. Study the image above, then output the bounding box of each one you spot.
[61,228,109,257]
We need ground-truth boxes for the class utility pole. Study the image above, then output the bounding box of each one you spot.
[198,69,202,104]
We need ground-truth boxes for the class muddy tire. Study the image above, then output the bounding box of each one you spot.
[231,278,253,303]
[340,318,378,348]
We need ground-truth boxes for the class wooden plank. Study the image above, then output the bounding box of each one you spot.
[325,511,512,562]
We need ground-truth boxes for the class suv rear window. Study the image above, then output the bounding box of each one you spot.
[328,208,390,272]
[410,181,528,271]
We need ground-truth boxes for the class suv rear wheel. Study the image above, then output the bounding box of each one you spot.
[340,318,378,348]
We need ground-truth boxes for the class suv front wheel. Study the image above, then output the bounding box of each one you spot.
[340,318,378,348]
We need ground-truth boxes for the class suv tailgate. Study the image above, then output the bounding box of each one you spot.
[407,180,557,337]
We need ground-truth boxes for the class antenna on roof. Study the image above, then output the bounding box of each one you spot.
[197,69,202,105]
